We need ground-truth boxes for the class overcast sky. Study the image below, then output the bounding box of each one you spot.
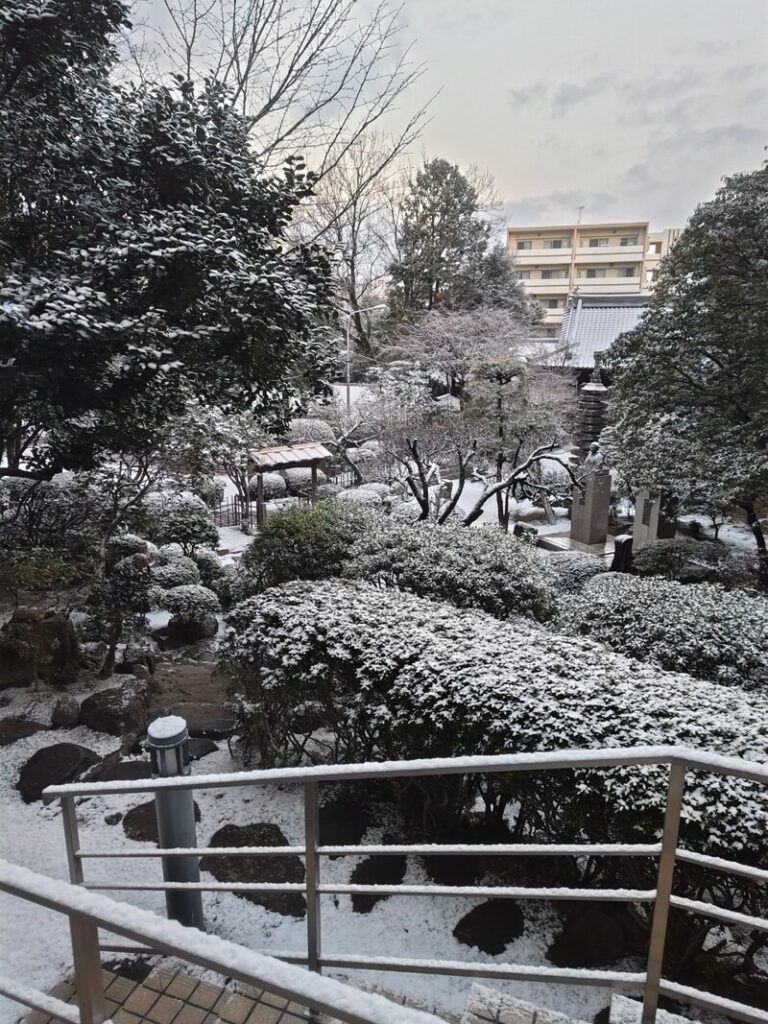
[398,0,767,230]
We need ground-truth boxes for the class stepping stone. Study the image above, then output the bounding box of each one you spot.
[350,854,407,914]
[123,799,201,843]
[547,906,627,968]
[200,823,306,919]
[453,899,524,955]
[319,797,371,856]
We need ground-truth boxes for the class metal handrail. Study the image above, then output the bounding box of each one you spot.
[40,745,768,1024]
[0,859,444,1024]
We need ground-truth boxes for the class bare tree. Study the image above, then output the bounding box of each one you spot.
[141,0,429,178]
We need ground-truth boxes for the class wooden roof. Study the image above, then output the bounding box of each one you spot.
[249,441,333,471]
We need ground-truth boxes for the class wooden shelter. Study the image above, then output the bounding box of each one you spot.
[249,442,333,527]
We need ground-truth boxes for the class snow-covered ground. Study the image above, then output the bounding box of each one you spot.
[0,684,631,1024]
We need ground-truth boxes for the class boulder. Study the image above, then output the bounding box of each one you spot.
[547,907,627,968]
[0,609,80,689]
[165,704,235,739]
[123,798,201,843]
[79,641,108,672]
[51,696,80,728]
[187,737,219,761]
[200,823,305,918]
[81,751,152,784]
[117,639,160,676]
[16,743,100,802]
[453,899,524,955]
[319,797,370,858]
[349,854,407,914]
[79,680,149,737]
[0,718,48,747]
[165,615,219,647]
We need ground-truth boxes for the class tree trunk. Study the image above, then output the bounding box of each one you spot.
[744,501,768,588]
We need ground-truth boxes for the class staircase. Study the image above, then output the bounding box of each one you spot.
[460,987,700,1024]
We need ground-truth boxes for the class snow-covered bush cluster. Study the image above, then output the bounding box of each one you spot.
[343,516,554,621]
[335,486,383,507]
[557,574,768,688]
[287,417,335,445]
[162,584,220,623]
[192,547,226,587]
[248,472,287,500]
[539,549,610,594]
[284,467,327,496]
[633,537,723,581]
[142,491,218,554]
[220,579,768,857]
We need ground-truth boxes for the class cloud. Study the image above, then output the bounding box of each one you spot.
[502,190,620,225]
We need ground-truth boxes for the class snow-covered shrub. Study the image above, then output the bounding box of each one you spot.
[344,518,554,622]
[315,483,342,500]
[557,574,768,688]
[539,549,610,594]
[357,482,391,499]
[0,475,101,557]
[143,492,218,554]
[389,499,425,522]
[287,417,335,445]
[242,503,370,589]
[334,486,382,507]
[248,472,287,501]
[105,533,149,570]
[162,584,220,623]
[284,467,327,496]
[189,476,225,508]
[633,537,723,581]
[192,548,226,587]
[220,579,768,859]
[151,559,201,589]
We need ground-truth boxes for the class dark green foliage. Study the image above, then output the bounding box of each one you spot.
[633,538,723,581]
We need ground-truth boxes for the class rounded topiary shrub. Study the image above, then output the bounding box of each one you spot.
[335,487,382,507]
[540,549,610,595]
[633,537,723,581]
[287,417,335,445]
[556,573,768,688]
[284,467,327,497]
[105,534,148,571]
[151,559,201,590]
[248,472,287,501]
[193,548,226,587]
[143,492,219,554]
[163,584,221,622]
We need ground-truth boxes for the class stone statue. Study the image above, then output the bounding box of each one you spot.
[582,441,605,477]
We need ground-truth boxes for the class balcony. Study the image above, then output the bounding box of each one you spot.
[0,746,764,1024]
[574,246,644,261]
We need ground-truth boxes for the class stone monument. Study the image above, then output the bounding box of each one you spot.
[633,489,676,545]
[570,442,611,549]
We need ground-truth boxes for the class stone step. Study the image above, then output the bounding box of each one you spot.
[460,984,590,1024]
[609,995,698,1023]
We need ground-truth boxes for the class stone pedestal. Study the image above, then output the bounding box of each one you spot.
[633,489,676,546]
[570,471,611,548]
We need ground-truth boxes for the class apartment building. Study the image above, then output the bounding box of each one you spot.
[505,222,680,336]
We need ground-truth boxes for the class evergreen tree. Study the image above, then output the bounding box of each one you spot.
[0,1,334,482]
[603,162,768,585]
[389,158,491,312]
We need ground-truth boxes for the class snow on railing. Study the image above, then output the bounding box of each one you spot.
[40,745,768,1024]
[0,859,445,1024]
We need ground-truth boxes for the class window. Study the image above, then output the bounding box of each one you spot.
[647,241,662,254]
[542,239,565,249]
[517,240,533,250]
[588,237,609,247]
[645,269,659,284]
[617,267,635,278]
[620,235,638,246]
[585,268,606,279]
[544,299,560,308]
[541,269,567,279]
[516,270,531,280]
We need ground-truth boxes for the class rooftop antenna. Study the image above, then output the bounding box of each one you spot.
[577,205,584,225]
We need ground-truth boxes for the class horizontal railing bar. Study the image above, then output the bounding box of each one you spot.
[669,896,768,933]
[84,880,656,901]
[0,975,80,1024]
[675,849,768,883]
[660,979,768,1024]
[317,955,647,989]
[76,842,663,860]
[0,860,444,1024]
[42,746,768,803]
[99,944,156,955]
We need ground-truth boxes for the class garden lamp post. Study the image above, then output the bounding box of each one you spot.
[341,304,386,414]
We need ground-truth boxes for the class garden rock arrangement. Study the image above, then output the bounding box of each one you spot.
[16,742,100,803]
[79,679,149,737]
[0,609,81,690]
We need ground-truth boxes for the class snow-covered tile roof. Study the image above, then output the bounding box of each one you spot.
[559,294,648,369]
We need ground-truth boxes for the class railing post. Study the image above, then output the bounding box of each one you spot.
[69,913,108,1024]
[147,717,205,930]
[641,761,686,1024]
[61,797,108,1024]
[304,781,322,974]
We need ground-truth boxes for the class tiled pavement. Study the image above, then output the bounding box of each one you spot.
[22,965,456,1024]
[23,966,347,1024]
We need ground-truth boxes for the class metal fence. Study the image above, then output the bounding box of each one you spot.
[39,746,768,1024]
